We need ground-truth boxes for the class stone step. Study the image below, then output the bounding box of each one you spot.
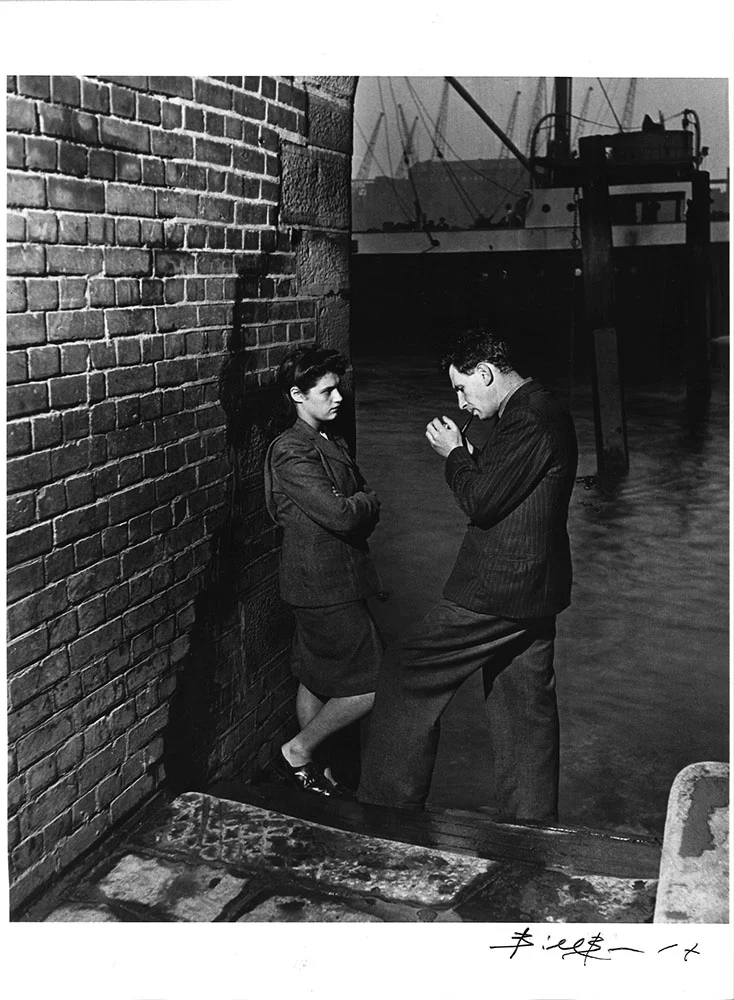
[35,788,659,923]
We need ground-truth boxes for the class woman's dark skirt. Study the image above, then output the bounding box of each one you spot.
[289,600,383,698]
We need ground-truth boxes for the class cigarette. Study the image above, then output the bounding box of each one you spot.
[460,413,474,435]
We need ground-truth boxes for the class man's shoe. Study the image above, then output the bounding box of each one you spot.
[271,751,338,797]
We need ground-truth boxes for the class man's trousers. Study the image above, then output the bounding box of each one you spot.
[357,598,560,822]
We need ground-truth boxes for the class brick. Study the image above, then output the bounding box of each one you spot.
[24,775,78,833]
[100,117,150,153]
[110,84,136,118]
[7,279,27,313]
[7,492,35,533]
[89,278,116,307]
[7,94,37,131]
[106,366,155,396]
[6,451,53,493]
[35,102,73,140]
[26,346,60,381]
[6,351,28,384]
[67,558,119,603]
[54,501,108,545]
[116,151,142,182]
[58,276,87,309]
[47,246,102,275]
[44,545,75,584]
[56,734,84,775]
[233,90,266,121]
[7,244,45,276]
[6,624,50,674]
[7,561,46,605]
[81,79,110,113]
[107,183,156,217]
[87,214,116,245]
[48,176,105,213]
[136,93,161,124]
[108,482,156,524]
[7,211,26,242]
[48,310,105,342]
[48,611,79,651]
[199,196,234,223]
[150,130,194,159]
[104,248,151,276]
[7,133,25,167]
[78,678,125,726]
[27,211,58,243]
[156,190,198,218]
[106,308,155,336]
[7,384,49,419]
[9,650,70,710]
[107,422,155,459]
[7,171,46,208]
[89,148,115,179]
[51,76,81,106]
[195,138,232,166]
[58,141,88,176]
[7,421,31,458]
[57,213,87,245]
[26,278,59,312]
[48,374,87,409]
[58,343,88,374]
[7,583,68,641]
[148,76,193,99]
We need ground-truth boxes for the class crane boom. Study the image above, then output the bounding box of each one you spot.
[621,78,638,131]
[356,112,384,181]
[524,77,548,156]
[499,90,522,160]
[574,85,593,145]
[432,80,450,159]
[396,105,418,178]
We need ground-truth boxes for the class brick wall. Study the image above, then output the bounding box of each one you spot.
[6,74,357,911]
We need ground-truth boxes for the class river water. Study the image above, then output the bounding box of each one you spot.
[353,356,729,838]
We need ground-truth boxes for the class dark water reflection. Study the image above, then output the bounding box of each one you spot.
[354,357,729,838]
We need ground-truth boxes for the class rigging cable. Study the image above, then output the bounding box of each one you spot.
[402,78,485,222]
[404,77,525,200]
[371,81,416,223]
[596,78,623,131]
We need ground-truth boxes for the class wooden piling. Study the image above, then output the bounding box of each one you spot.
[579,136,629,473]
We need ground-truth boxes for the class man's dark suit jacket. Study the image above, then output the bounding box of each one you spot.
[443,380,578,619]
[264,418,381,608]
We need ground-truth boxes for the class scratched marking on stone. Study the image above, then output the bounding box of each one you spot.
[154,792,495,906]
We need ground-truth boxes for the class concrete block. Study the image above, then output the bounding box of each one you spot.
[306,91,352,154]
[653,762,729,923]
[303,77,356,102]
[296,230,350,295]
[97,852,249,921]
[281,143,350,230]
[316,294,350,355]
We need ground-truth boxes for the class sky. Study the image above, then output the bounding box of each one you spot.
[354,76,730,182]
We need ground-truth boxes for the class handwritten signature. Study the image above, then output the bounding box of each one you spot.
[490,928,701,965]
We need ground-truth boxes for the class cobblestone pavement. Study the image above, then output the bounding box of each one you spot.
[35,791,658,923]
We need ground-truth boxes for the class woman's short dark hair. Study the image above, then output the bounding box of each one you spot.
[442,327,514,374]
[277,347,347,422]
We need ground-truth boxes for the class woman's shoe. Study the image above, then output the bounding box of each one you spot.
[271,750,337,797]
[322,766,355,799]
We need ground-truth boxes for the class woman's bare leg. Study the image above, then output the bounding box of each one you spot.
[282,691,375,766]
[296,684,324,729]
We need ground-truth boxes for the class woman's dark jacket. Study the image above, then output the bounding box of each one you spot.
[264,418,381,608]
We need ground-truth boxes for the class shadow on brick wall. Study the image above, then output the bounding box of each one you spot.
[163,269,289,793]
